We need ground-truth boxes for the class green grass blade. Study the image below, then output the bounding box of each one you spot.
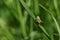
[53,0,60,19]
[39,4,60,39]
[19,0,35,20]
[39,24,49,37]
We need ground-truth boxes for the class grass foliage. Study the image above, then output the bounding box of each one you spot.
[0,0,60,40]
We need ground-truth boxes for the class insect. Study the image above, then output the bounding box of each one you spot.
[36,16,42,24]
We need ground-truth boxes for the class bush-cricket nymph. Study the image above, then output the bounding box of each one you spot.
[36,16,42,24]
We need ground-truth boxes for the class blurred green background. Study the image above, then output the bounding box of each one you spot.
[0,0,60,40]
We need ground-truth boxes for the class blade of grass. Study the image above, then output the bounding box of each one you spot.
[26,0,31,7]
[39,24,49,37]
[43,33,49,40]
[53,0,60,19]
[30,17,34,40]
[39,4,60,40]
[34,0,39,15]
[19,0,36,20]
[34,23,50,39]
[15,0,27,39]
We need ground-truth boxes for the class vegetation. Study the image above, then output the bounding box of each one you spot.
[0,0,60,40]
